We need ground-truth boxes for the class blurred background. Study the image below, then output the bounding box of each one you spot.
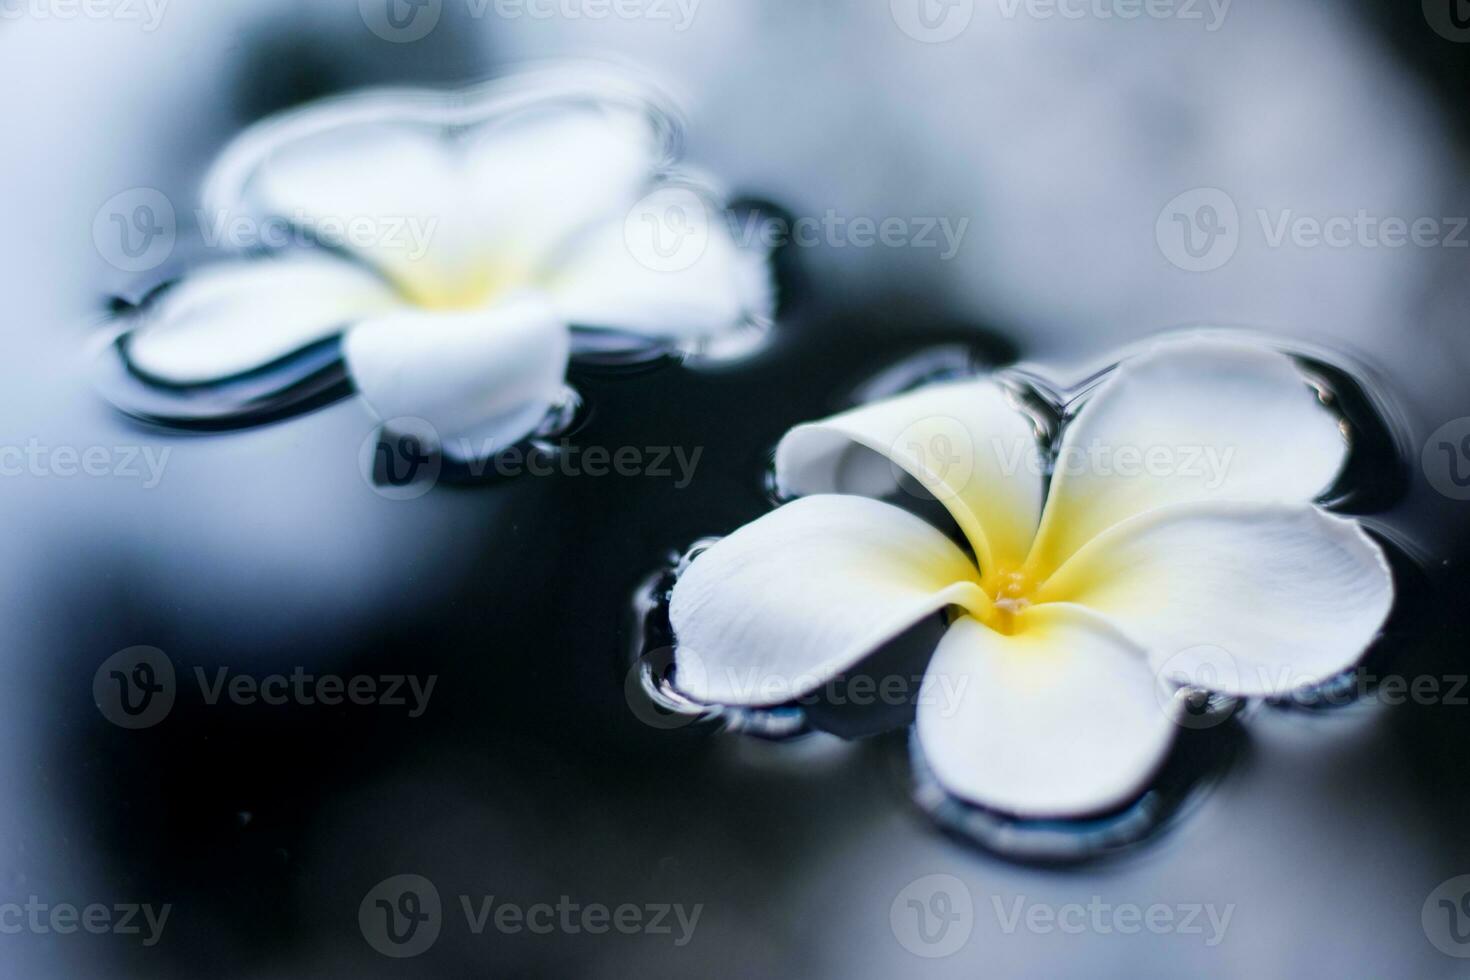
[2,0,1470,976]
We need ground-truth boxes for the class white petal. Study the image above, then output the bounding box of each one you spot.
[1028,335,1348,573]
[1037,501,1393,696]
[547,184,774,341]
[774,380,1043,581]
[342,292,571,460]
[124,254,399,384]
[215,92,658,308]
[461,105,658,284]
[917,608,1176,819]
[670,494,989,707]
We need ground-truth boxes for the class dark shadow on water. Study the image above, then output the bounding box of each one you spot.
[229,6,494,124]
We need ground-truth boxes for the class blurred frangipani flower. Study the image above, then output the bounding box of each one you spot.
[108,69,773,461]
[669,335,1394,819]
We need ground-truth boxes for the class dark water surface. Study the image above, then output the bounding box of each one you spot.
[28,295,1470,978]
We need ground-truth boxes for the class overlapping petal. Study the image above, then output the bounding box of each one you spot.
[342,292,570,462]
[774,380,1043,582]
[548,185,774,342]
[1037,501,1393,696]
[916,608,1177,818]
[669,494,988,707]
[1027,336,1348,574]
[124,254,398,384]
[210,91,661,308]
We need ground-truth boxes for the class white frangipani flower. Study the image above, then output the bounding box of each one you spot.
[669,336,1394,819]
[117,73,773,459]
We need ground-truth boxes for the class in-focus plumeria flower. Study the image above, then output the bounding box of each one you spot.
[110,71,773,461]
[669,335,1394,819]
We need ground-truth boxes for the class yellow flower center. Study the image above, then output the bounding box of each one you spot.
[392,252,536,312]
[404,268,518,311]
[977,566,1044,636]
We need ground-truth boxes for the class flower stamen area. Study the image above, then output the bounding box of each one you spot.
[979,567,1043,636]
[404,269,513,311]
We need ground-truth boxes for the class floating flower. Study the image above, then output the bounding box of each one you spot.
[668,336,1394,819]
[108,71,773,460]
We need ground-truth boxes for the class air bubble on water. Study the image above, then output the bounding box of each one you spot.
[629,643,713,727]
[432,385,596,485]
[534,385,584,439]
[564,294,774,372]
[717,704,812,740]
[1287,348,1413,516]
[674,537,722,577]
[1174,688,1244,727]
[992,368,1064,455]
[569,329,684,370]
[678,310,777,368]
